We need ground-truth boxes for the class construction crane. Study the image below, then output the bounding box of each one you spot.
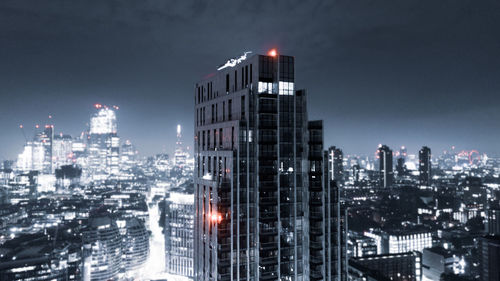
[19,124,28,142]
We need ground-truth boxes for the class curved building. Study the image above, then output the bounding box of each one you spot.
[121,217,149,270]
[83,216,122,281]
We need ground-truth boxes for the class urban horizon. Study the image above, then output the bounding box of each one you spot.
[1,1,499,281]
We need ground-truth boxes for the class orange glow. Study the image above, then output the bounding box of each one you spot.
[19,125,23,129]
[94,103,102,109]
[209,213,223,223]
[35,124,39,129]
[268,49,277,57]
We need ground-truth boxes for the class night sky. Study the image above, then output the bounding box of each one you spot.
[1,0,499,160]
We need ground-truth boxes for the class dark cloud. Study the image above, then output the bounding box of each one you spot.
[0,0,499,160]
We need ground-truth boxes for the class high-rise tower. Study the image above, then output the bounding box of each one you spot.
[377,145,393,188]
[175,124,188,168]
[327,146,344,186]
[419,146,431,186]
[194,50,318,281]
[87,105,120,178]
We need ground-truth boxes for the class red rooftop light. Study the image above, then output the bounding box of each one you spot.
[268,49,277,57]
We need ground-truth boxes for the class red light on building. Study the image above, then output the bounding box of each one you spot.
[209,213,223,223]
[268,49,277,57]
[94,103,102,109]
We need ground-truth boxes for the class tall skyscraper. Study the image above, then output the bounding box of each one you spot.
[165,192,195,278]
[194,50,318,281]
[486,209,500,236]
[327,146,344,186]
[324,149,348,281]
[88,105,120,178]
[53,134,73,170]
[36,125,54,174]
[377,145,393,188]
[174,124,188,168]
[480,236,500,281]
[419,146,431,186]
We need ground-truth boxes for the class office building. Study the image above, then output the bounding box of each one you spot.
[365,228,432,255]
[422,247,464,280]
[350,252,422,281]
[480,236,500,281]
[328,146,344,186]
[165,192,195,278]
[419,146,431,186]
[53,134,73,170]
[87,105,120,178]
[324,149,348,281]
[194,50,313,281]
[120,217,149,271]
[82,215,122,281]
[377,145,393,188]
[486,209,500,235]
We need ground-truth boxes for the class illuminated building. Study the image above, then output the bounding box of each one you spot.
[324,148,348,281]
[365,228,432,255]
[348,234,378,258]
[0,227,83,281]
[350,251,422,281]
[16,142,34,172]
[422,247,465,280]
[377,145,393,188]
[82,215,122,281]
[419,146,431,186]
[165,192,194,278]
[120,139,137,171]
[328,146,344,186]
[120,217,149,271]
[35,125,54,174]
[53,134,73,170]
[486,209,500,235]
[174,124,188,168]
[194,50,312,281]
[88,105,120,178]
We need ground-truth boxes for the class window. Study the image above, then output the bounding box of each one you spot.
[245,65,249,86]
[219,128,223,148]
[228,99,232,120]
[214,129,217,148]
[211,104,214,123]
[207,130,210,149]
[241,67,244,89]
[223,101,226,121]
[226,74,229,93]
[258,81,273,94]
[231,127,234,149]
[241,96,245,119]
[250,64,252,83]
[279,81,294,95]
[234,70,237,92]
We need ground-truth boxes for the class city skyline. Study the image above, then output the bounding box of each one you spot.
[1,2,500,279]
[1,0,500,160]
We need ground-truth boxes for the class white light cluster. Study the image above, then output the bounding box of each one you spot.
[217,51,252,71]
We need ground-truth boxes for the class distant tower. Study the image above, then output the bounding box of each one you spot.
[328,146,344,186]
[174,124,187,167]
[88,105,120,177]
[419,146,431,186]
[377,145,393,188]
[396,146,406,177]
